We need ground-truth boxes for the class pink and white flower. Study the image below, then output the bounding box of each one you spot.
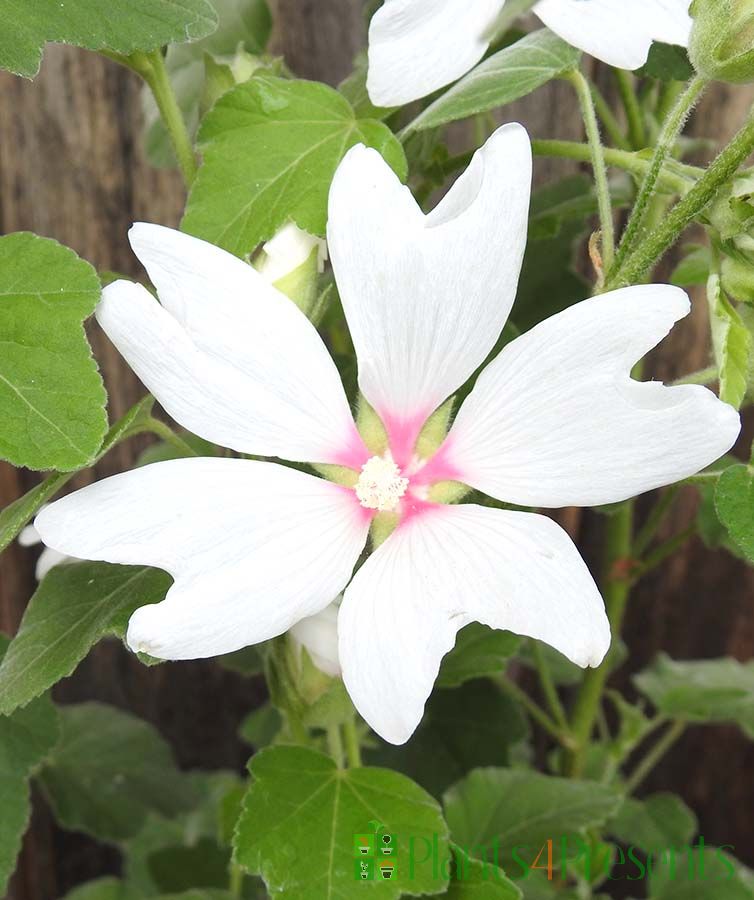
[36,123,739,745]
[367,0,694,107]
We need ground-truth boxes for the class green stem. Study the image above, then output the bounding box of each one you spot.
[611,76,707,280]
[327,725,345,769]
[490,0,539,39]
[499,676,575,749]
[632,525,696,583]
[532,640,569,730]
[591,82,632,151]
[565,69,615,279]
[609,101,754,288]
[624,720,686,793]
[343,718,362,768]
[616,69,646,149]
[673,365,718,386]
[229,863,244,898]
[131,50,197,186]
[440,142,696,194]
[145,417,200,457]
[567,501,634,775]
[633,485,681,558]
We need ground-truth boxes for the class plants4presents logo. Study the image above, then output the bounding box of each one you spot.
[354,820,397,881]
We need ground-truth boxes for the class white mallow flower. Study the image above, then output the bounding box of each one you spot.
[35,123,739,746]
[256,222,327,283]
[367,0,694,106]
[18,520,75,581]
[290,602,342,678]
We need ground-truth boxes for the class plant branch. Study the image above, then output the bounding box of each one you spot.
[532,640,569,730]
[615,69,646,149]
[145,417,200,457]
[633,485,681,558]
[609,101,754,288]
[591,81,632,151]
[343,718,362,768]
[624,720,686,793]
[567,501,634,775]
[632,526,696,583]
[610,76,707,280]
[565,68,615,278]
[499,676,575,749]
[129,49,197,186]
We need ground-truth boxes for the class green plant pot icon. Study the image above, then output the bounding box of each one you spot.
[380,833,394,855]
[354,834,374,856]
[379,861,396,880]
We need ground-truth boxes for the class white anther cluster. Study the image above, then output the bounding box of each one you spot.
[355,456,409,512]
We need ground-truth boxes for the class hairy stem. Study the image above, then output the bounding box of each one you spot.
[610,76,707,282]
[610,101,754,288]
[565,69,615,278]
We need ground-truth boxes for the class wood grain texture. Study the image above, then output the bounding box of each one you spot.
[0,7,752,899]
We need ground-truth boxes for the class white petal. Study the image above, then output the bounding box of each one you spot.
[290,601,342,677]
[328,125,531,462]
[340,504,609,744]
[444,285,741,508]
[35,459,369,660]
[18,524,41,547]
[534,0,692,70]
[366,0,503,106]
[97,224,365,467]
[35,547,73,581]
[257,223,328,283]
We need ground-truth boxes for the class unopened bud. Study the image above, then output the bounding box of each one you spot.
[689,0,754,83]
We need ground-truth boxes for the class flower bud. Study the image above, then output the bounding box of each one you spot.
[689,0,754,84]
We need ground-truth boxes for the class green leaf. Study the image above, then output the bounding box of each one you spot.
[0,396,154,556]
[0,563,171,714]
[609,793,698,852]
[0,233,107,471]
[715,463,754,563]
[238,703,282,749]
[670,245,712,287]
[366,680,528,797]
[649,847,754,899]
[182,74,408,258]
[148,838,231,893]
[441,844,522,899]
[437,624,521,688]
[123,771,242,893]
[234,745,450,898]
[515,641,583,686]
[708,273,752,409]
[0,0,218,78]
[637,43,695,81]
[217,644,265,677]
[443,769,622,872]
[634,653,754,735]
[39,702,195,842]
[144,0,272,168]
[61,878,142,900]
[406,30,581,133]
[0,633,59,895]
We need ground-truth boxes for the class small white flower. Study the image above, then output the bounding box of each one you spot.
[290,601,342,678]
[256,222,327,284]
[18,522,74,581]
[36,124,739,745]
[367,0,694,106]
